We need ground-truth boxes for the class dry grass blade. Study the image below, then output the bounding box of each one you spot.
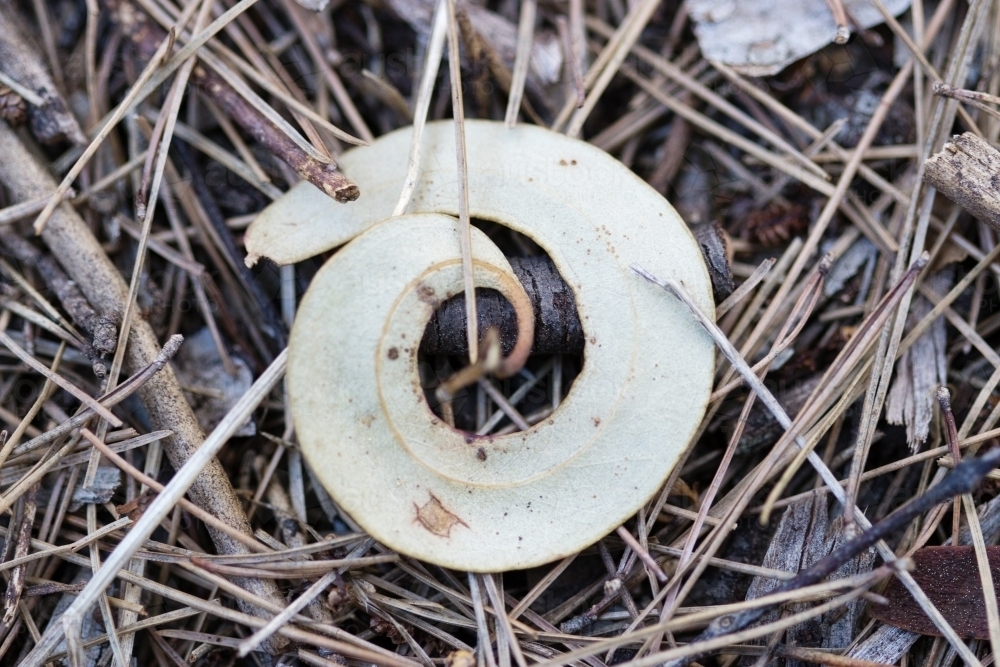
[445,0,478,364]
[761,256,928,517]
[0,332,118,425]
[238,570,339,655]
[393,0,447,217]
[5,1,1000,664]
[19,349,288,667]
[32,17,182,233]
[633,266,984,665]
[505,0,536,128]
[531,571,892,667]
[845,0,987,540]
[0,70,44,107]
[0,341,65,468]
[79,428,269,553]
[715,258,775,317]
[963,494,1000,656]
[560,0,660,136]
[277,0,373,143]
[0,517,130,573]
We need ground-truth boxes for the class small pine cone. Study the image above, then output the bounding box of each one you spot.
[745,203,809,247]
[369,615,395,639]
[0,86,27,126]
[369,615,408,644]
[92,315,118,356]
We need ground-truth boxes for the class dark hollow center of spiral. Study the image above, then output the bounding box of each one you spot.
[417,221,585,435]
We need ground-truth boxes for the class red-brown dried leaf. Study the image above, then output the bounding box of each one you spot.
[871,546,1000,638]
[116,488,158,522]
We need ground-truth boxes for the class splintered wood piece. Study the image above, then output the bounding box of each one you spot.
[871,546,1000,638]
[923,132,1000,231]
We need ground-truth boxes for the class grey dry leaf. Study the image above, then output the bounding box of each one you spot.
[689,0,912,76]
[69,466,121,509]
[173,328,255,437]
[292,0,330,11]
[48,570,108,667]
[386,0,562,86]
[252,120,715,572]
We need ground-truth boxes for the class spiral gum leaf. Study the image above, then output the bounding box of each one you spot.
[250,120,716,572]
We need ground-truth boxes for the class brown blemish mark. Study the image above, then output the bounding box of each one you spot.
[414,493,468,538]
[593,417,601,427]
[476,447,487,461]
[388,347,399,360]
[417,284,439,307]
[360,414,376,427]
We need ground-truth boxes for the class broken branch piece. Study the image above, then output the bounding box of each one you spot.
[924,132,1000,230]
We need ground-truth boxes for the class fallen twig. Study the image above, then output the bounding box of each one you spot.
[0,232,117,375]
[923,132,1000,230]
[111,0,359,203]
[0,6,85,145]
[0,118,291,647]
[1,484,37,631]
[663,448,1000,667]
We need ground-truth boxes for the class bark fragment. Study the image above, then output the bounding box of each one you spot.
[925,132,1000,230]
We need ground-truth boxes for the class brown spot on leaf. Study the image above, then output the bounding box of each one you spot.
[417,284,439,307]
[388,347,399,360]
[415,493,468,538]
